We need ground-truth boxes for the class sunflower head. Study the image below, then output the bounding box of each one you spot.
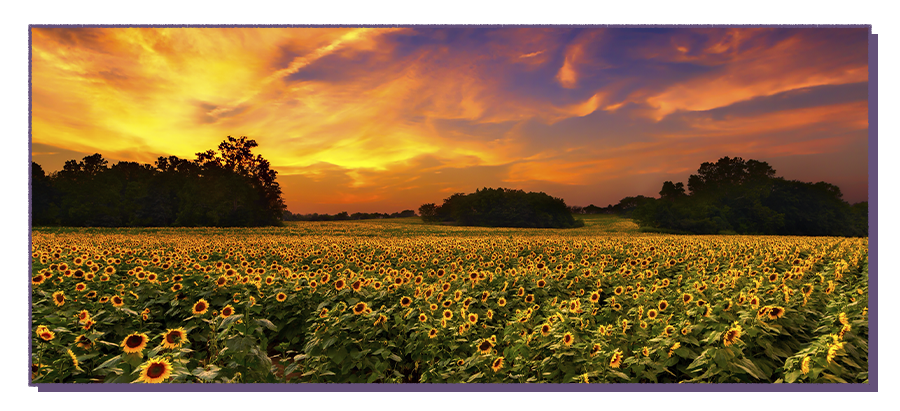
[468,313,478,324]
[161,328,188,350]
[540,323,551,336]
[221,305,235,318]
[122,333,149,354]
[477,338,494,354]
[491,356,505,372]
[192,299,209,315]
[52,291,65,307]
[400,296,412,307]
[276,292,287,302]
[557,330,574,346]
[609,350,623,368]
[768,306,785,320]
[658,300,668,311]
[723,325,742,346]
[137,357,173,383]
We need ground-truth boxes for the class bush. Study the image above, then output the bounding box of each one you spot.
[422,188,582,228]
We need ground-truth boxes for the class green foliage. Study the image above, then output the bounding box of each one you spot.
[31,136,286,228]
[627,157,867,237]
[423,187,584,228]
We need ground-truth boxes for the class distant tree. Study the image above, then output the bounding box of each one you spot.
[583,204,603,214]
[626,156,864,237]
[421,188,583,228]
[659,181,686,200]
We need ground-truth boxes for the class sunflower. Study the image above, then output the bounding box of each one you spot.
[468,313,478,325]
[443,309,453,320]
[52,291,65,307]
[723,325,742,346]
[839,324,851,340]
[663,325,675,337]
[497,297,507,307]
[668,342,680,357]
[590,343,602,357]
[37,328,55,341]
[756,306,770,319]
[76,309,91,323]
[161,328,188,349]
[801,356,810,374]
[428,328,438,339]
[136,357,173,383]
[192,299,209,315]
[658,300,668,311]
[31,274,45,285]
[609,350,623,368]
[749,296,760,307]
[647,309,658,320]
[767,306,785,320]
[276,292,287,302]
[82,319,95,330]
[67,348,80,369]
[524,294,534,304]
[400,296,412,308]
[477,338,494,354]
[538,323,551,337]
[353,302,368,315]
[641,346,650,357]
[682,293,693,305]
[221,305,235,318]
[419,313,428,322]
[122,333,149,355]
[73,334,93,350]
[614,286,624,296]
[562,332,574,347]
[491,356,505,372]
[111,295,124,307]
[589,291,600,303]
[838,312,849,325]
[374,314,387,326]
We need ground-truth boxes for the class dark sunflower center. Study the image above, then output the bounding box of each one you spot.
[479,341,492,351]
[195,303,206,311]
[147,363,165,378]
[223,308,232,316]
[166,332,178,344]
[55,295,64,302]
[126,335,144,348]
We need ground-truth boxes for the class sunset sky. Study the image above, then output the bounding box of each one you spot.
[30,26,870,214]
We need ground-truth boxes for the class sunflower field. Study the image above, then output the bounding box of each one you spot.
[30,216,869,384]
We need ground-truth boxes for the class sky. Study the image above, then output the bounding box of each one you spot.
[30,26,870,214]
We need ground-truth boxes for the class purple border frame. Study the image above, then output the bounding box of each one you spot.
[27,24,877,393]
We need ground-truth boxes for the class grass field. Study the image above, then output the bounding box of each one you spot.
[29,215,868,384]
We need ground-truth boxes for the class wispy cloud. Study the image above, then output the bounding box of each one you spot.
[31,27,870,213]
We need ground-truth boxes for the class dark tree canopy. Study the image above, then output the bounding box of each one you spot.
[31,136,286,227]
[421,187,584,228]
[623,156,867,237]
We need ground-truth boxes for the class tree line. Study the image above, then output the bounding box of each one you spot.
[610,156,867,236]
[419,187,584,228]
[283,210,417,221]
[31,136,286,227]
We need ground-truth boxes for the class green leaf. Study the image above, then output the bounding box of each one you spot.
[733,359,767,381]
[219,314,244,329]
[255,318,277,331]
[93,355,122,371]
[784,370,801,383]
[192,365,221,381]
